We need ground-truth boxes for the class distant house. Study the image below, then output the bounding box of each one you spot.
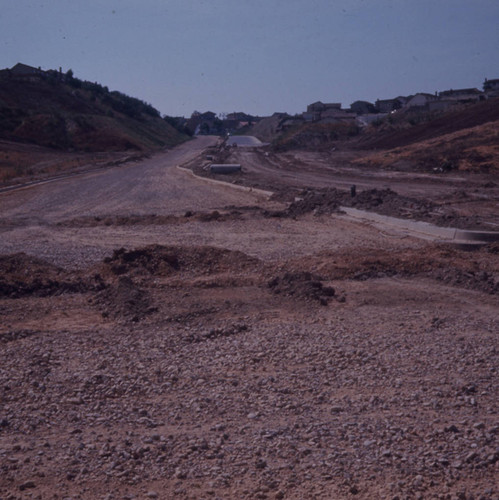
[406,93,439,108]
[483,78,499,97]
[306,101,341,113]
[10,62,44,77]
[375,97,405,113]
[305,101,342,121]
[350,100,376,115]
[438,88,483,101]
[0,62,45,82]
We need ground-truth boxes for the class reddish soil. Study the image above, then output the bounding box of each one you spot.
[0,138,498,499]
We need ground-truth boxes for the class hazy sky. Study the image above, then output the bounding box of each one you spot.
[1,0,498,117]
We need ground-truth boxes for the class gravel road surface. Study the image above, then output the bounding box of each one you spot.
[1,137,498,499]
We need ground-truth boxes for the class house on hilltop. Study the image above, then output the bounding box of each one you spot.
[438,88,483,101]
[304,101,342,121]
[10,63,43,76]
[306,101,342,112]
[428,87,484,112]
[186,111,223,135]
[0,63,46,82]
[406,93,439,108]
[350,100,376,115]
[483,78,499,97]
[375,97,407,113]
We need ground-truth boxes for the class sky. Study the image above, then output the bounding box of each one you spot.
[1,0,498,117]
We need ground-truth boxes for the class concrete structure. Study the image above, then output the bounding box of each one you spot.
[341,207,499,249]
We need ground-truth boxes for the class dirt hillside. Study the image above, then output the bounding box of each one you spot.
[0,70,188,152]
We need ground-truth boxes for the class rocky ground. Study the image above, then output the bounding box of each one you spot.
[0,139,498,499]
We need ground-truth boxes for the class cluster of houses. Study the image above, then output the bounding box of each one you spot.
[3,63,499,135]
[296,78,499,129]
[175,77,499,135]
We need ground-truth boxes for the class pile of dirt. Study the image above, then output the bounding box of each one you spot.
[56,211,245,228]
[285,188,345,217]
[297,245,499,295]
[267,271,336,305]
[102,246,180,277]
[95,276,156,322]
[349,187,435,213]
[269,187,436,219]
[266,187,494,229]
[0,253,89,298]
[100,244,261,279]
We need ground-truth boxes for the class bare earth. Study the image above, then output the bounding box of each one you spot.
[0,137,498,500]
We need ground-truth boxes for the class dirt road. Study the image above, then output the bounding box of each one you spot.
[1,137,498,499]
[0,136,260,222]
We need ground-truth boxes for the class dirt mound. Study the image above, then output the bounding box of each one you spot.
[0,253,89,298]
[285,188,345,217]
[297,245,499,295]
[102,246,180,277]
[95,276,156,322]
[267,271,336,305]
[270,187,436,219]
[56,210,245,228]
[267,187,492,229]
[100,244,261,278]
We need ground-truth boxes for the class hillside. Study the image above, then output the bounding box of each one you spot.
[0,68,188,152]
[256,99,499,173]
[355,97,499,150]
[353,117,499,173]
